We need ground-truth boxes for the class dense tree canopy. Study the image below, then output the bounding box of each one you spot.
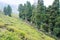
[18,1,32,21]
[17,0,60,38]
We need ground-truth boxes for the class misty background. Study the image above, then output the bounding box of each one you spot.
[0,0,54,13]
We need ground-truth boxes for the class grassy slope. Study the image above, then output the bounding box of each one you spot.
[0,13,55,40]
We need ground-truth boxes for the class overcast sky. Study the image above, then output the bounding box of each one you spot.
[0,0,54,7]
[0,0,54,13]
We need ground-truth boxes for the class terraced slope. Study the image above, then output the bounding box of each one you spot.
[0,13,55,40]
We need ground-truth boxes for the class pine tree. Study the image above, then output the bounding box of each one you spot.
[52,0,60,37]
[4,7,7,15]
[35,0,45,29]
[26,1,32,22]
[3,5,12,16]
[7,5,12,16]
[18,4,24,19]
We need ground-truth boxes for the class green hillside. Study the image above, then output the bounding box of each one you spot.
[0,13,55,40]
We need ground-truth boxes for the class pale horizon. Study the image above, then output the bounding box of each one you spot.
[0,0,54,13]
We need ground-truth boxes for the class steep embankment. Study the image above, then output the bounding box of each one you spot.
[0,13,55,40]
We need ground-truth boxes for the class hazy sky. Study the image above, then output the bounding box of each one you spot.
[0,0,54,7]
[0,0,54,13]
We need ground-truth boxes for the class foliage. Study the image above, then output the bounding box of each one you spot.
[3,5,12,16]
[18,1,32,21]
[0,13,55,40]
[18,0,60,38]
